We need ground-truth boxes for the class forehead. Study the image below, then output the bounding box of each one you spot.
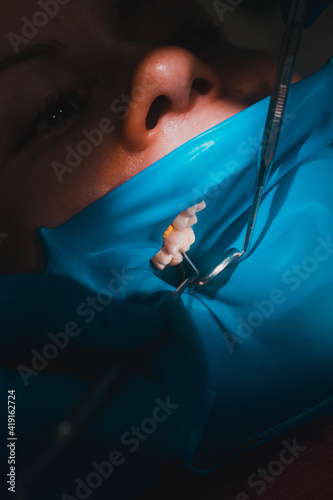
[0,0,200,58]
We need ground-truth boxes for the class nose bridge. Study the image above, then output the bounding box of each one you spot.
[120,46,223,151]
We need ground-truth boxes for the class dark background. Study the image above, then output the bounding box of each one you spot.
[198,0,333,77]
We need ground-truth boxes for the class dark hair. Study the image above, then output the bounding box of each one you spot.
[116,0,145,23]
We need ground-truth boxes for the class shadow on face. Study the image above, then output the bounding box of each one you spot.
[0,0,279,274]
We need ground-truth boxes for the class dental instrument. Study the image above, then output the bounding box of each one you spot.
[173,0,308,296]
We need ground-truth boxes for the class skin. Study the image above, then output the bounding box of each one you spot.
[0,0,285,275]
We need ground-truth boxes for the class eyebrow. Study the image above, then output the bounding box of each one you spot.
[0,41,63,76]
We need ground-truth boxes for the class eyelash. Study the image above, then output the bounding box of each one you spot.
[18,86,89,148]
[170,19,223,53]
[15,20,220,149]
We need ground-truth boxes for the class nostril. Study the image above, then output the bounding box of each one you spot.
[146,95,170,130]
[192,78,213,96]
[144,78,214,132]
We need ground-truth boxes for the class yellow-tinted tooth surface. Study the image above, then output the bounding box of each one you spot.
[151,201,206,271]
[163,225,174,239]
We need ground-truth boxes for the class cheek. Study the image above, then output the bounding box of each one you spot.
[0,229,46,275]
[212,50,279,106]
[2,146,149,230]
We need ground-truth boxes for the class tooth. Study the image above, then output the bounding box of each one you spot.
[151,260,166,271]
[151,201,206,270]
[172,214,197,231]
[170,252,183,266]
[182,206,197,217]
[164,227,195,256]
[195,201,206,212]
[151,247,173,271]
[180,201,206,218]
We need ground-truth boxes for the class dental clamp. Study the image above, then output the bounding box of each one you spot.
[175,0,307,296]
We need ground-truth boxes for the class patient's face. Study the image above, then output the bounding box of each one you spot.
[0,0,279,274]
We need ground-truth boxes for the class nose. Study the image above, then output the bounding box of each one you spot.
[121,47,223,151]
